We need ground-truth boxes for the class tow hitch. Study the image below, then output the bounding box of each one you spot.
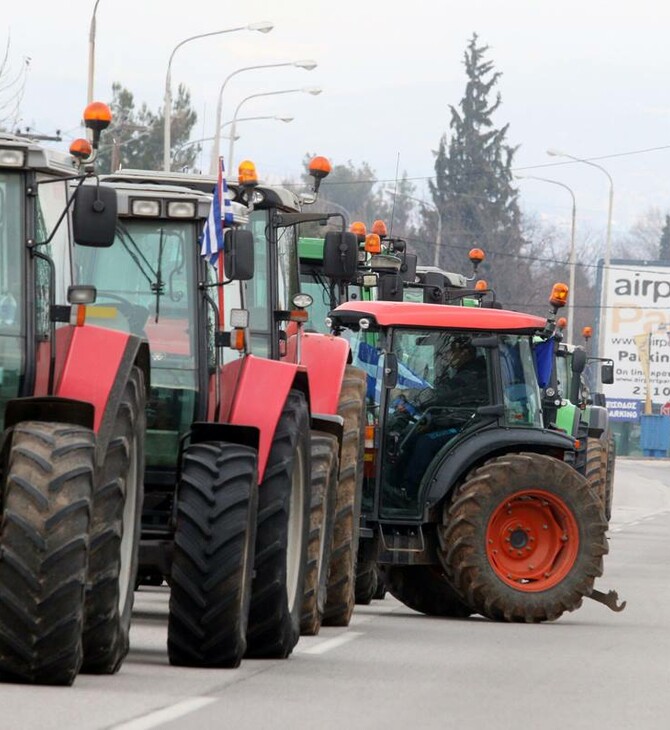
[588,588,627,612]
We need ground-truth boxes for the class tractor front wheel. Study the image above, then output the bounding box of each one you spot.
[246,390,311,658]
[300,431,338,635]
[0,422,95,685]
[168,441,258,667]
[440,452,608,622]
[82,366,146,674]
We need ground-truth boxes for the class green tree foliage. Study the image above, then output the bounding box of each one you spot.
[426,34,529,306]
[97,83,199,174]
[659,215,670,261]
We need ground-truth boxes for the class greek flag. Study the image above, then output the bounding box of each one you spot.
[200,157,234,265]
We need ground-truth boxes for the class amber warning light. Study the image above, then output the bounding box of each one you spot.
[238,160,258,187]
[557,317,567,329]
[350,221,367,239]
[372,219,388,238]
[69,138,93,161]
[469,248,485,270]
[308,155,331,193]
[474,279,488,292]
[549,282,569,309]
[83,102,112,150]
[582,326,593,340]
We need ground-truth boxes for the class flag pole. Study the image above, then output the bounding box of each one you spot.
[217,156,226,333]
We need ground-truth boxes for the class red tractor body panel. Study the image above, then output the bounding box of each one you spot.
[333,300,547,332]
[227,355,303,480]
[54,325,133,433]
[291,332,349,415]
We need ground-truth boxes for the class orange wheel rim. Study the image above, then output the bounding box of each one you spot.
[486,489,579,592]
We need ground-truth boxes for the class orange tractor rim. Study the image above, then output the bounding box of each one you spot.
[486,489,579,592]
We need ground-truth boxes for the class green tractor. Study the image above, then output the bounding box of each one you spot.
[326,294,620,622]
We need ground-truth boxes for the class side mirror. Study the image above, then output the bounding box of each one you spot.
[422,271,444,304]
[378,272,403,301]
[400,253,417,283]
[383,352,398,389]
[601,362,614,384]
[323,231,358,281]
[224,229,254,281]
[571,347,587,374]
[72,184,118,247]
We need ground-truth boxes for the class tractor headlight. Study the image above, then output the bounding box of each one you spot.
[131,199,161,217]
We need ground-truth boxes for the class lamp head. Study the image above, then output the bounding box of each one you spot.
[276,116,294,123]
[294,59,317,70]
[248,21,274,33]
[302,86,322,95]
[546,148,564,157]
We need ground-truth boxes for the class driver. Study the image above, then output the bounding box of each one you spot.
[398,340,488,499]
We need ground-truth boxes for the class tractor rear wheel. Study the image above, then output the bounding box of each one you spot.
[603,432,616,521]
[440,452,608,622]
[355,561,378,605]
[585,437,606,510]
[0,422,94,685]
[386,566,471,617]
[373,567,388,600]
[168,442,258,667]
[82,366,145,674]
[300,431,338,635]
[323,366,366,626]
[246,390,311,658]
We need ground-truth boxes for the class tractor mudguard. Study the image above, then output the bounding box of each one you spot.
[4,396,94,432]
[190,421,260,453]
[293,332,350,415]
[54,325,149,463]
[587,404,609,438]
[226,355,307,481]
[422,426,575,512]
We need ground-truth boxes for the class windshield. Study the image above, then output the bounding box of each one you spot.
[75,218,199,470]
[379,329,492,518]
[555,350,571,400]
[0,172,24,425]
[299,265,332,333]
[499,335,543,428]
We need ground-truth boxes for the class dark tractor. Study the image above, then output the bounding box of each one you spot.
[328,299,609,622]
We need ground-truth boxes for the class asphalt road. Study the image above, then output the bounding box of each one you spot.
[1,458,668,730]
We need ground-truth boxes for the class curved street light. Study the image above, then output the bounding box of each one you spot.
[517,174,578,343]
[227,87,321,171]
[547,149,614,364]
[176,116,294,160]
[163,21,274,171]
[209,60,316,173]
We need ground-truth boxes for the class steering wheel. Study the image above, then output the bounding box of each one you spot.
[95,291,150,336]
[397,405,477,454]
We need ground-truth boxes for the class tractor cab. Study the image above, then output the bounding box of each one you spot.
[329,300,571,523]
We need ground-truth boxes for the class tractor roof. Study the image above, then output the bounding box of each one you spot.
[330,300,547,333]
[103,169,302,210]
[0,134,78,175]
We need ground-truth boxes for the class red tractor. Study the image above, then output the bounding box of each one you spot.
[328,299,612,622]
[0,105,149,684]
[73,157,366,667]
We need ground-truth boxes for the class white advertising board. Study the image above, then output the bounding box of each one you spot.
[601,261,670,411]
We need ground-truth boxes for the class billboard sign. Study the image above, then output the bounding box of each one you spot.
[601,261,670,406]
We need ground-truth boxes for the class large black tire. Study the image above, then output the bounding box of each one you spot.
[354,560,378,605]
[168,442,258,668]
[0,422,94,685]
[246,390,311,658]
[585,437,606,511]
[603,431,616,522]
[300,431,338,635]
[82,366,146,674]
[323,366,366,626]
[386,565,472,617]
[440,453,608,623]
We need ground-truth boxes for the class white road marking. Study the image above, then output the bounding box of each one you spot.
[297,631,364,655]
[110,697,217,730]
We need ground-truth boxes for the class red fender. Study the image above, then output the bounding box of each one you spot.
[54,325,135,433]
[226,355,303,481]
[292,332,350,416]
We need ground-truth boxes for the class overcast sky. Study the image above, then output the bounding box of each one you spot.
[3,0,670,249]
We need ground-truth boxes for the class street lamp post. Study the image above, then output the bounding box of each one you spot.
[517,174,577,343]
[87,0,103,105]
[547,150,614,364]
[209,60,316,174]
[227,87,321,171]
[162,21,273,172]
[383,189,442,266]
